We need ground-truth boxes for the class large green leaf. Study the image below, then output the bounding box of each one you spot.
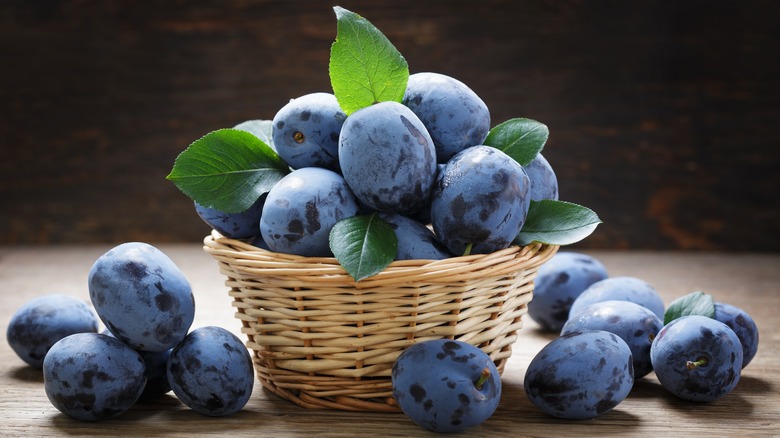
[484,118,549,166]
[329,6,409,115]
[329,213,398,282]
[516,200,602,246]
[664,291,716,325]
[166,128,289,213]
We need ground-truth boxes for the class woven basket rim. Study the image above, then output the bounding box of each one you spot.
[203,230,558,285]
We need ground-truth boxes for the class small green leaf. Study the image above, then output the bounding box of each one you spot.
[515,200,602,246]
[664,291,716,325]
[167,128,289,213]
[484,118,549,166]
[329,6,409,115]
[234,119,276,151]
[329,213,398,282]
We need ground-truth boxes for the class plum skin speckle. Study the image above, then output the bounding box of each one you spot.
[392,339,501,433]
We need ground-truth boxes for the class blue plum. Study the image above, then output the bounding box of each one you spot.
[524,330,634,419]
[392,339,501,433]
[43,333,146,421]
[338,101,437,215]
[377,212,452,260]
[6,294,99,368]
[430,145,531,255]
[194,194,266,239]
[402,72,490,163]
[102,329,172,399]
[527,252,609,332]
[562,300,663,378]
[568,276,665,321]
[259,167,359,256]
[88,242,195,352]
[651,315,742,402]
[272,92,346,171]
[714,302,759,368]
[167,326,254,416]
[525,153,559,201]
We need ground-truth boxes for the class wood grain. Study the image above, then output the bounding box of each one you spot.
[1,1,779,250]
[0,245,778,436]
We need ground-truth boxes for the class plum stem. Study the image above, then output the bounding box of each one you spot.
[462,243,473,257]
[686,357,708,370]
[474,367,491,390]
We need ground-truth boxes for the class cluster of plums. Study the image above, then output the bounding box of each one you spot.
[5,242,254,421]
[523,251,759,419]
[195,72,559,259]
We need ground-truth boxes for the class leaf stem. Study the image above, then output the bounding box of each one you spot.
[474,367,491,390]
[462,243,473,257]
[686,357,709,370]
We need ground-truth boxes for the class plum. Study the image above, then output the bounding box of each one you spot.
[88,242,195,352]
[527,252,608,332]
[338,101,437,215]
[259,167,359,256]
[272,92,346,170]
[524,330,634,419]
[392,339,501,433]
[562,300,663,378]
[651,315,742,402]
[714,302,759,368]
[430,145,530,255]
[377,212,452,260]
[568,276,665,322]
[194,193,266,239]
[43,333,146,421]
[6,294,99,368]
[402,72,490,163]
[525,153,559,201]
[167,326,254,416]
[102,329,172,399]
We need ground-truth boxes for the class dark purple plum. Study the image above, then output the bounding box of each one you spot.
[194,194,266,239]
[338,101,437,215]
[430,145,530,255]
[167,326,254,416]
[524,330,634,419]
[651,315,742,402]
[88,242,195,352]
[259,167,359,257]
[525,153,559,201]
[43,333,146,421]
[272,92,346,171]
[562,300,663,378]
[6,294,99,368]
[568,276,664,321]
[377,212,452,260]
[402,72,490,163]
[714,302,759,368]
[102,329,172,399]
[527,252,609,332]
[392,339,501,433]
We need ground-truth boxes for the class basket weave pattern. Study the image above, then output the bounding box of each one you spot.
[203,230,558,411]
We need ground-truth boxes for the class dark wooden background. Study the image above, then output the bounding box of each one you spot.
[2,0,779,250]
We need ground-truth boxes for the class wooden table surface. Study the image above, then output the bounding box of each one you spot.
[1,245,778,437]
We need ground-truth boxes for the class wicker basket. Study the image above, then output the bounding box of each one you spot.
[203,229,558,412]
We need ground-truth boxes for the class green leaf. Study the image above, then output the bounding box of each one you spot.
[664,291,716,325]
[166,128,289,213]
[329,6,409,115]
[484,118,549,166]
[329,213,398,282]
[515,200,602,246]
[233,119,276,151]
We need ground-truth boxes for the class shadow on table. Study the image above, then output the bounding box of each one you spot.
[7,364,44,384]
